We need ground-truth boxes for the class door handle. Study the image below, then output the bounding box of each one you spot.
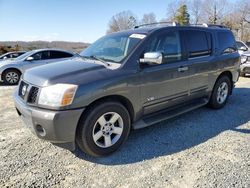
[178,66,189,72]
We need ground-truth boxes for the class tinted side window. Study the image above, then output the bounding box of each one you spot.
[185,30,211,58]
[11,53,22,58]
[144,31,182,64]
[31,51,50,60]
[218,31,237,54]
[50,51,73,59]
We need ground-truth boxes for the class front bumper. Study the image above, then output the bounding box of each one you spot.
[240,62,250,74]
[14,92,84,151]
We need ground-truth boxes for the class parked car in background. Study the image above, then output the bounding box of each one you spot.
[0,49,76,84]
[14,23,240,157]
[236,41,250,55]
[0,51,26,60]
[240,53,250,77]
[236,41,250,77]
[246,41,250,48]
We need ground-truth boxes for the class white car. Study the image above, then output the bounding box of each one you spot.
[236,41,250,77]
[240,53,250,77]
[236,41,250,55]
[0,49,77,84]
[0,51,26,60]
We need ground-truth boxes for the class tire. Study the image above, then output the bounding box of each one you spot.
[240,72,245,77]
[208,76,232,109]
[3,69,21,85]
[76,101,131,157]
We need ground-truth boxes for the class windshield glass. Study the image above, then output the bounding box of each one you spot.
[15,51,34,61]
[80,33,146,63]
[236,41,246,50]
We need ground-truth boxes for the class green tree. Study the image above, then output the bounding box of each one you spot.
[174,4,190,25]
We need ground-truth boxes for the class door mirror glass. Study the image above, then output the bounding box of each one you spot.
[140,52,163,65]
[26,56,34,61]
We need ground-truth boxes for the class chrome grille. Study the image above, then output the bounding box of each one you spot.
[27,86,39,104]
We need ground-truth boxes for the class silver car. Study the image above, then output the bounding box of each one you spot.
[240,53,250,77]
[0,49,76,84]
[0,51,26,61]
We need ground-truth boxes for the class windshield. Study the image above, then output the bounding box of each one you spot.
[15,51,34,61]
[236,41,247,50]
[80,33,145,63]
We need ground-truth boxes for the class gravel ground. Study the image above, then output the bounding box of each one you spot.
[0,78,250,188]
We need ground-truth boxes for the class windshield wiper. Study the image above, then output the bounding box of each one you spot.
[81,55,111,66]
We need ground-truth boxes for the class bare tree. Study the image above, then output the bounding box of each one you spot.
[202,0,229,24]
[141,13,157,25]
[233,0,250,40]
[189,0,203,24]
[107,11,137,33]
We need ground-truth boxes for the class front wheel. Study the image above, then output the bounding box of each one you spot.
[76,101,131,157]
[3,69,21,85]
[208,76,231,109]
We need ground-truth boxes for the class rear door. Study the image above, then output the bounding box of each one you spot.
[182,29,212,99]
[47,51,74,63]
[140,30,190,115]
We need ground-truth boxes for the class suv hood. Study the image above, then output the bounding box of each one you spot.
[23,58,120,86]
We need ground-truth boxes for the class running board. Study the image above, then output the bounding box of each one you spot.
[133,98,208,129]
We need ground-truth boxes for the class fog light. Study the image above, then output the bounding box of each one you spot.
[36,124,46,137]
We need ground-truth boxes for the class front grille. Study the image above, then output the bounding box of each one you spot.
[27,86,39,104]
[18,81,29,99]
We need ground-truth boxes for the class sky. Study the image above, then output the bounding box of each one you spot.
[0,0,237,43]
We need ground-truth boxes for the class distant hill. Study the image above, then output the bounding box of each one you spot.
[0,41,90,53]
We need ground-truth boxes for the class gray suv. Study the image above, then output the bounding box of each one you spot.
[14,23,240,157]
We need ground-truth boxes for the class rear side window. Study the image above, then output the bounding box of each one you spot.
[218,31,237,54]
[50,51,73,59]
[185,30,211,58]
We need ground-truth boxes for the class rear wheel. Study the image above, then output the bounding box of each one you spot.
[76,101,131,157]
[3,69,21,85]
[208,76,231,109]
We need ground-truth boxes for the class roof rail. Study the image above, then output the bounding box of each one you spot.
[134,22,229,29]
[189,23,229,29]
[134,22,179,29]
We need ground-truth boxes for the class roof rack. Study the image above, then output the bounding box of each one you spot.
[134,22,229,29]
[190,23,229,29]
[134,22,179,29]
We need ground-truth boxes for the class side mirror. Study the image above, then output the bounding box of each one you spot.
[3,56,7,60]
[26,56,34,61]
[240,46,248,51]
[139,52,163,65]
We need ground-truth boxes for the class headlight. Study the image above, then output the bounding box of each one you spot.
[241,55,248,64]
[38,84,78,107]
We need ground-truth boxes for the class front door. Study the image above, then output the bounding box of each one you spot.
[22,51,51,71]
[140,30,190,115]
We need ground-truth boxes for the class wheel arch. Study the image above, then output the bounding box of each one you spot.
[216,71,233,94]
[77,95,135,129]
[2,67,22,80]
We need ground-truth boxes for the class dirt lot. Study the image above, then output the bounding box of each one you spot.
[0,78,249,188]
